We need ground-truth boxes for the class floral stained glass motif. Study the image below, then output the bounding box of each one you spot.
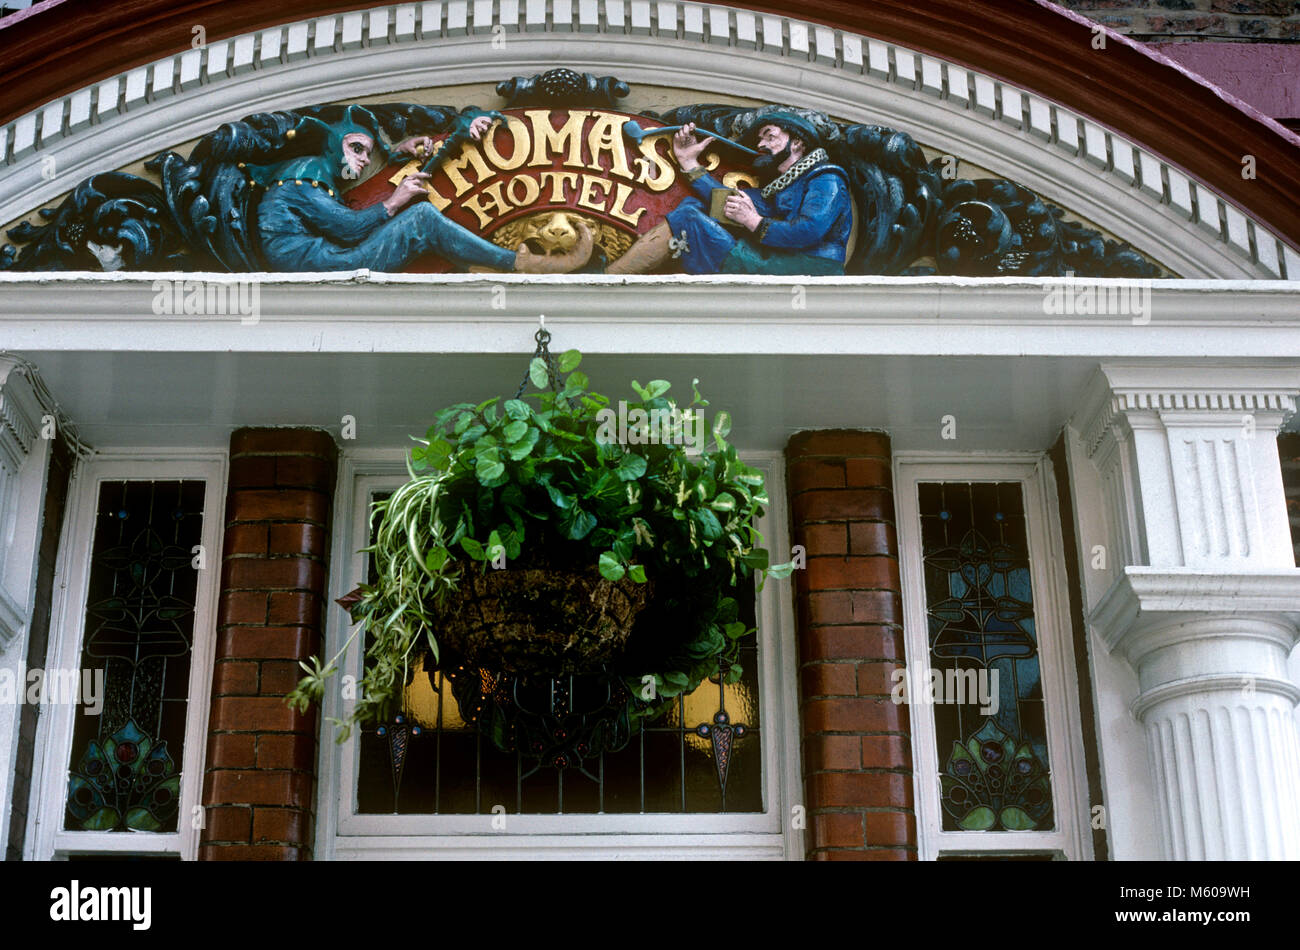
[64,480,205,833]
[918,482,1053,832]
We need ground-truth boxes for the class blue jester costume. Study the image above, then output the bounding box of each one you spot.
[663,112,853,275]
[245,106,516,272]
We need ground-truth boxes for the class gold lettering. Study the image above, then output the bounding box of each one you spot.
[577,174,613,212]
[634,138,676,192]
[585,112,633,179]
[442,143,495,197]
[505,174,541,207]
[538,171,580,203]
[608,182,646,226]
[462,180,511,227]
[722,171,759,190]
[482,115,531,171]
[527,109,591,168]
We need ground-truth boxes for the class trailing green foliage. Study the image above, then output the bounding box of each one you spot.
[287,350,793,740]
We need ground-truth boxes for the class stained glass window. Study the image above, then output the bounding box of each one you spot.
[355,490,763,815]
[917,482,1053,832]
[63,480,205,833]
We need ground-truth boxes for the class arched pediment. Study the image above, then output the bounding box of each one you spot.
[0,1,1296,278]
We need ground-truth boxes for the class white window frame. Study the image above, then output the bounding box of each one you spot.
[316,448,804,860]
[894,452,1093,861]
[25,450,226,860]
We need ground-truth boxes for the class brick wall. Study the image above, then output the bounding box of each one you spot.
[1058,0,1300,41]
[200,428,338,860]
[786,430,916,860]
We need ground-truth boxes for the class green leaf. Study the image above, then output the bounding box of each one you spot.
[503,420,528,443]
[504,399,530,420]
[999,807,1036,830]
[628,564,647,583]
[712,409,733,440]
[459,424,486,446]
[710,492,736,511]
[693,508,724,542]
[958,807,997,831]
[765,561,796,579]
[558,349,582,372]
[615,452,647,481]
[529,357,549,390]
[459,536,484,560]
[663,671,690,688]
[506,427,539,460]
[644,379,671,399]
[476,457,505,483]
[561,506,598,541]
[724,622,748,640]
[598,551,626,581]
[425,547,449,573]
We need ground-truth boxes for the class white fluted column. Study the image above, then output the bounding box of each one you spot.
[1080,364,1300,860]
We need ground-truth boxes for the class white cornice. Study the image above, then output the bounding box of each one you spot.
[0,1,1292,279]
[2,274,1300,356]
[1090,566,1300,660]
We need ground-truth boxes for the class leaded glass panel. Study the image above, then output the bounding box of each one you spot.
[63,480,205,833]
[917,481,1053,832]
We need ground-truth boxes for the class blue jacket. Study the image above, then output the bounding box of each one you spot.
[690,161,853,265]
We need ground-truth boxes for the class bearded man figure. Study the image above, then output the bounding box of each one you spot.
[249,105,590,274]
[607,110,853,276]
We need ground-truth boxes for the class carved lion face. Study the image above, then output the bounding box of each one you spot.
[492,211,633,264]
[519,211,584,254]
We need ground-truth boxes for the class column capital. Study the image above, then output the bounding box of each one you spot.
[1080,364,1300,459]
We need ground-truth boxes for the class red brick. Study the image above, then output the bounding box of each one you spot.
[788,459,846,493]
[800,556,899,592]
[199,844,307,861]
[223,557,322,591]
[858,848,915,861]
[257,734,317,771]
[252,807,310,845]
[846,457,892,489]
[809,771,913,809]
[799,624,900,661]
[803,734,862,771]
[849,520,897,555]
[202,805,252,842]
[865,811,917,847]
[220,591,268,626]
[260,660,305,696]
[219,626,319,660]
[275,455,335,491]
[224,524,269,556]
[803,697,901,733]
[231,428,337,458]
[206,733,256,769]
[228,490,329,525]
[814,849,874,860]
[212,660,259,696]
[799,590,902,626]
[793,489,893,524]
[227,457,277,491]
[268,591,321,626]
[209,696,313,733]
[204,769,314,808]
[794,523,847,556]
[857,661,906,697]
[800,662,857,699]
[788,430,891,459]
[268,523,326,557]
[812,812,866,849]
[861,735,912,770]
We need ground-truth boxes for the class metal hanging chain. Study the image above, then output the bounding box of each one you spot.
[514,317,563,400]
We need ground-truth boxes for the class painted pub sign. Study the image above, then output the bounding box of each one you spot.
[1,69,1159,277]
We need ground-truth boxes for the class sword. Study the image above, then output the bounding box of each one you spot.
[621,120,760,156]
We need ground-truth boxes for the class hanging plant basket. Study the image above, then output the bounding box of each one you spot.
[434,566,651,674]
[288,329,795,743]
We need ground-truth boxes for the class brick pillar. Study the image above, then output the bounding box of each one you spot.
[786,430,916,860]
[200,428,338,860]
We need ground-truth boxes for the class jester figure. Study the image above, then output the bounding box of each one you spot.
[246,106,591,274]
[607,110,853,276]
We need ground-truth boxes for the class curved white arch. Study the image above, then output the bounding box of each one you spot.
[0,0,1292,279]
